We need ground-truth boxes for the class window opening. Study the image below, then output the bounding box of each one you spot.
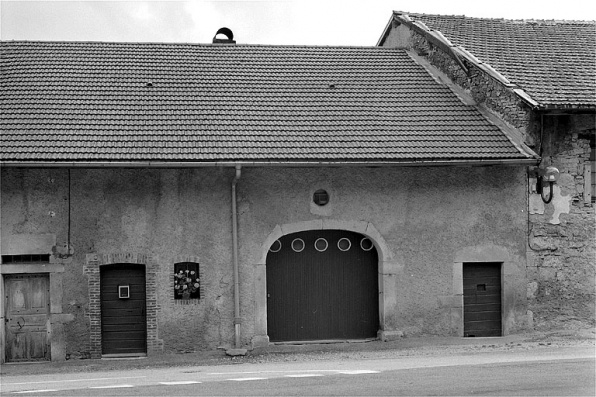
[313,189,329,206]
[291,238,305,252]
[337,237,351,251]
[314,238,328,252]
[2,254,51,264]
[118,285,130,299]
[174,262,200,300]
[269,240,282,253]
[360,238,374,251]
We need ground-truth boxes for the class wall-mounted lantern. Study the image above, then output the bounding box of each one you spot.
[530,166,560,204]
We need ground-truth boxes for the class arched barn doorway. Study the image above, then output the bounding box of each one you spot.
[266,230,379,342]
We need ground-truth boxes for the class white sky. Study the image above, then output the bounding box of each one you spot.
[1,0,595,46]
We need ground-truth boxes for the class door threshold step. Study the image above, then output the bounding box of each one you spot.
[4,360,50,365]
[273,338,376,345]
[101,353,147,360]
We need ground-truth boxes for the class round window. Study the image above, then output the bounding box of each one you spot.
[269,239,282,253]
[337,237,351,251]
[314,238,328,252]
[313,189,329,206]
[360,238,374,251]
[291,238,305,252]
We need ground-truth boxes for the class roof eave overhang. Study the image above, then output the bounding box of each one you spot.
[0,159,539,168]
[536,105,596,114]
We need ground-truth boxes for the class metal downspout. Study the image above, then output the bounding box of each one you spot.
[231,165,242,348]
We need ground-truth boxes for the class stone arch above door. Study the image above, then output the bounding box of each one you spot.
[256,219,394,267]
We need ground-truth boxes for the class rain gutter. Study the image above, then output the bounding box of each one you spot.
[231,165,242,349]
[0,159,539,168]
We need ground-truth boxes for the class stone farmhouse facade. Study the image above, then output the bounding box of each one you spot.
[0,23,567,363]
[378,12,596,331]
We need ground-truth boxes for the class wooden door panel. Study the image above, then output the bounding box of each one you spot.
[100,264,147,355]
[464,294,502,305]
[101,300,146,310]
[463,263,502,337]
[28,330,48,359]
[9,333,27,361]
[100,291,146,300]
[102,323,147,332]
[4,274,50,362]
[267,230,378,342]
[30,278,46,308]
[8,280,27,310]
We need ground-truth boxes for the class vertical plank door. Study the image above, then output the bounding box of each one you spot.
[463,263,502,337]
[267,230,379,342]
[5,274,50,362]
[100,264,147,355]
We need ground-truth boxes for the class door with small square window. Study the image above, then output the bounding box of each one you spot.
[463,263,502,337]
[100,264,146,355]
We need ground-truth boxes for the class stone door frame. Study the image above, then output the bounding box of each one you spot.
[0,263,72,363]
[250,219,402,348]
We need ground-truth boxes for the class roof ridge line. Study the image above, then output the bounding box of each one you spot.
[392,10,596,24]
[0,40,399,50]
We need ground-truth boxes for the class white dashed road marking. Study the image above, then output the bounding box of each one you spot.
[7,369,381,394]
[159,381,202,385]
[285,374,324,378]
[3,376,146,386]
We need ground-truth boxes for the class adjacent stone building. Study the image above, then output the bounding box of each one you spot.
[378,12,596,331]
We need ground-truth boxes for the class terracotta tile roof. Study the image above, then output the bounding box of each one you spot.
[0,41,536,163]
[393,12,596,108]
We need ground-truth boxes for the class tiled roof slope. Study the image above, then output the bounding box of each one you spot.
[0,41,535,163]
[395,12,596,108]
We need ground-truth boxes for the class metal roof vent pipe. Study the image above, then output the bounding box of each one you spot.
[213,27,236,44]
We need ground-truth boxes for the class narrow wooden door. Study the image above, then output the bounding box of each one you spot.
[4,274,50,362]
[267,230,379,342]
[100,264,147,355]
[463,263,502,337]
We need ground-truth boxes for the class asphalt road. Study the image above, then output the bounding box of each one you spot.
[2,347,594,396]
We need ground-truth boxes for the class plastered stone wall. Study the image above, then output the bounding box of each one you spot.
[2,168,236,355]
[235,166,529,341]
[2,165,529,354]
[527,115,596,330]
[382,24,596,330]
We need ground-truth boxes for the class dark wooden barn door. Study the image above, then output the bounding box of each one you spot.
[267,230,379,342]
[100,264,147,355]
[4,274,50,362]
[463,263,502,337]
